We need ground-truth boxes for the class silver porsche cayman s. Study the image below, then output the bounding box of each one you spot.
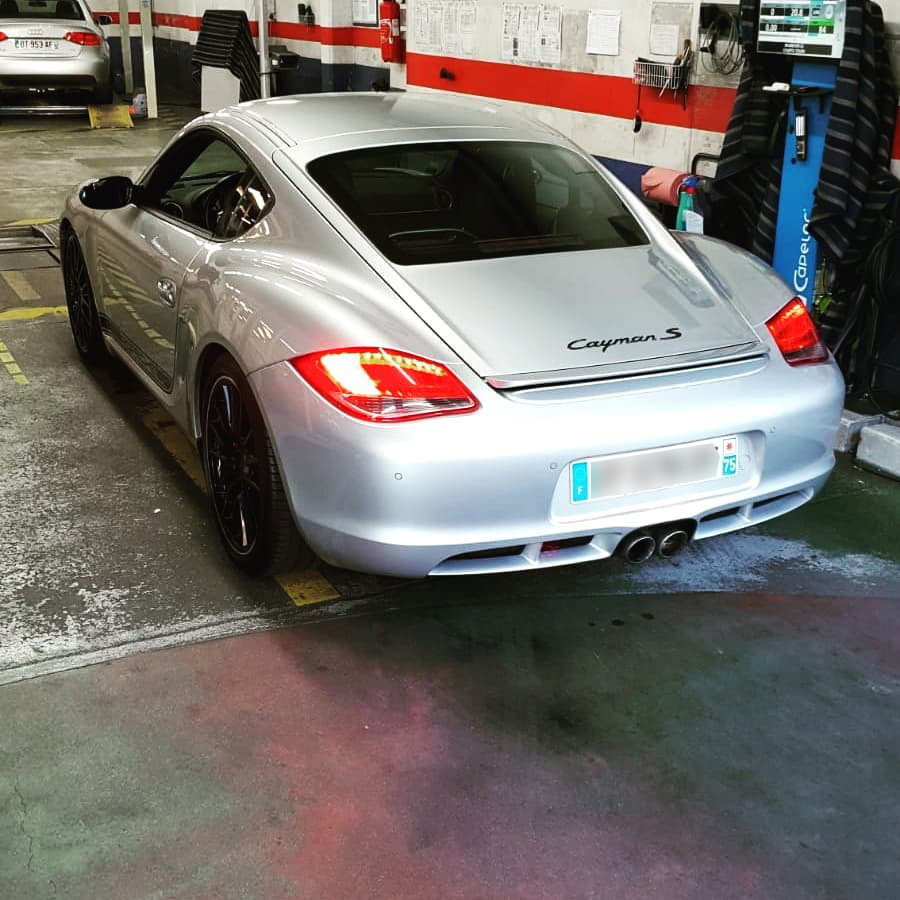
[62,93,844,577]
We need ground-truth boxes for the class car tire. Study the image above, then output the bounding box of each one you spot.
[62,233,108,365]
[201,353,311,576]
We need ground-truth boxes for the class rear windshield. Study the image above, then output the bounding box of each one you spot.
[1,0,85,19]
[307,141,648,266]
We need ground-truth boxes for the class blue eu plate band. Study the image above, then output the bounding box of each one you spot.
[572,461,590,504]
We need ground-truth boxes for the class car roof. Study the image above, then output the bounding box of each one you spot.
[229,92,561,148]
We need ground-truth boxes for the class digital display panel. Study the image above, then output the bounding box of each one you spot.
[758,1,846,58]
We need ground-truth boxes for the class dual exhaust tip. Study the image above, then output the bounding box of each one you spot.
[618,526,691,565]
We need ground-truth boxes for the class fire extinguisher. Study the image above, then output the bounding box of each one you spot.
[379,0,403,63]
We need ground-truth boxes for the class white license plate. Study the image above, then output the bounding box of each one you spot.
[13,39,59,51]
[571,436,740,504]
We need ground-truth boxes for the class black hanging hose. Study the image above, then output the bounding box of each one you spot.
[838,200,900,419]
[867,216,900,419]
[865,217,900,310]
[700,10,744,76]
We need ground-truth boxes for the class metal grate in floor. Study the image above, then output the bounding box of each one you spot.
[0,222,60,267]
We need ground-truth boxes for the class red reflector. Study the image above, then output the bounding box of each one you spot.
[65,31,102,46]
[291,348,479,423]
[766,297,828,366]
[0,32,7,42]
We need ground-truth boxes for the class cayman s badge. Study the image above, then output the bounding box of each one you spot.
[567,327,683,352]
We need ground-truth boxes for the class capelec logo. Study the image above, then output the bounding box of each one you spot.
[794,210,812,294]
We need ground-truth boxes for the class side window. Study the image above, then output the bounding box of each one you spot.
[141,133,271,238]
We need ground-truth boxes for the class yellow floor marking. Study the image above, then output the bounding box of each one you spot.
[276,571,341,607]
[8,217,56,226]
[141,405,206,490]
[1,271,39,302]
[0,340,28,385]
[141,402,339,606]
[0,305,67,322]
[0,289,340,601]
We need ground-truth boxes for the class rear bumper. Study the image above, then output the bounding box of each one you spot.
[301,469,832,576]
[251,355,845,578]
[0,52,109,91]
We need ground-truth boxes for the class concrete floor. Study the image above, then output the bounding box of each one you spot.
[1,112,899,899]
[0,107,194,224]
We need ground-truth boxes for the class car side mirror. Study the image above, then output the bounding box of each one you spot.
[97,14,112,25]
[79,176,139,210]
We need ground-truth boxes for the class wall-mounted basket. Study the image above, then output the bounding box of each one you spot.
[633,42,693,112]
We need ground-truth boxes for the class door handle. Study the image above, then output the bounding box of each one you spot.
[157,278,176,307]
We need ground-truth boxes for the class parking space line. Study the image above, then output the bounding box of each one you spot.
[141,404,340,607]
[0,340,28,385]
[7,217,56,226]
[141,405,206,490]
[0,305,67,322]
[1,271,40,302]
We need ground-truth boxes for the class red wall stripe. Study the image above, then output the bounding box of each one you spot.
[408,53,900,161]
[94,11,380,44]
[269,21,380,48]
[406,52,734,133]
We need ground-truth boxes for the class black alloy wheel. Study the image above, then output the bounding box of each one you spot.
[201,354,308,575]
[62,234,107,363]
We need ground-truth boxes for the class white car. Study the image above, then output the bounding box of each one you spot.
[0,0,111,104]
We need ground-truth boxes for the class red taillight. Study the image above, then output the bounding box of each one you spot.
[64,31,102,46]
[0,32,7,42]
[291,348,479,423]
[766,297,828,366]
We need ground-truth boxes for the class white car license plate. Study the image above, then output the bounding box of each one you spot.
[571,436,740,504]
[13,39,59,51]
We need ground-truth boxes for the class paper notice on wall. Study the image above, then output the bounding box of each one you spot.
[503,3,562,65]
[519,5,541,61]
[427,1,444,50]
[649,22,679,56]
[441,1,460,55]
[502,4,523,60]
[352,0,377,26]
[414,0,478,56]
[538,5,562,65]
[459,1,477,56]
[414,2,436,52]
[586,9,621,56]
